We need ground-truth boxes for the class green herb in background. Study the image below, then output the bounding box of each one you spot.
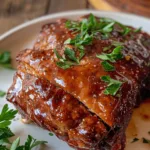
[0,91,6,97]
[0,145,8,150]
[0,127,14,144]
[9,135,47,150]
[131,138,139,143]
[101,75,123,96]
[0,51,12,69]
[20,135,47,150]
[10,137,20,150]
[0,104,47,149]
[0,104,18,128]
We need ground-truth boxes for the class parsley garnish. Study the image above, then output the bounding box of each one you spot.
[9,135,47,150]
[101,61,115,71]
[134,27,142,33]
[10,137,20,150]
[101,75,123,96]
[0,51,12,69]
[54,48,78,69]
[103,46,112,51]
[0,145,8,150]
[97,46,123,62]
[131,138,139,143]
[142,138,150,144]
[49,133,53,136]
[103,41,124,52]
[0,91,6,97]
[0,105,47,149]
[0,104,18,128]
[55,14,140,71]
[0,127,14,144]
[100,17,132,36]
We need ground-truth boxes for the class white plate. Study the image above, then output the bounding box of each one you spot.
[0,10,150,150]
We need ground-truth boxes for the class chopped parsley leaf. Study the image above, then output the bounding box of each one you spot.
[54,49,78,69]
[0,104,18,128]
[101,75,123,96]
[49,133,53,136]
[103,46,112,51]
[0,51,12,69]
[101,61,115,71]
[0,91,6,97]
[134,27,142,33]
[97,46,123,62]
[0,127,14,145]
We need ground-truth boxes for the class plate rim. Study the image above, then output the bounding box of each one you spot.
[0,9,150,41]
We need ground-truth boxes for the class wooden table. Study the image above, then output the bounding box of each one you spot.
[0,0,91,35]
[0,0,149,35]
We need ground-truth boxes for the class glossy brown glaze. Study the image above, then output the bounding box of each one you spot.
[7,15,150,150]
[7,71,125,149]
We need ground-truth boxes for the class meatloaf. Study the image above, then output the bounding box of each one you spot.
[7,14,150,150]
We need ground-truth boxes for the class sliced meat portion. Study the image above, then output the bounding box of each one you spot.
[8,71,120,149]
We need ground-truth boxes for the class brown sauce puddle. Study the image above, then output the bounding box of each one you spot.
[126,98,150,143]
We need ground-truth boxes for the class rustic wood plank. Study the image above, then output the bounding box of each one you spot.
[48,0,87,13]
[0,0,49,34]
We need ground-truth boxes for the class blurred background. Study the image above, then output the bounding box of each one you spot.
[0,0,150,35]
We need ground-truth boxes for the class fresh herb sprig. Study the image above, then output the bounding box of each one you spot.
[0,104,18,128]
[97,45,123,63]
[54,48,79,69]
[101,61,115,71]
[134,27,142,33]
[0,104,47,149]
[103,41,124,52]
[97,45,123,73]
[9,135,47,150]
[0,127,14,145]
[49,133,53,136]
[0,51,12,69]
[101,75,123,96]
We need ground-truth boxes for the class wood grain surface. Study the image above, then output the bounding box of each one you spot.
[105,0,150,17]
[0,0,88,35]
[0,0,150,35]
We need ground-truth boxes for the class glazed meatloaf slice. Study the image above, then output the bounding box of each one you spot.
[7,14,150,150]
[7,71,125,150]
